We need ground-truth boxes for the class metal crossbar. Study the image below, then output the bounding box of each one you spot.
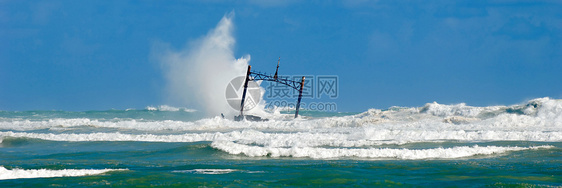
[249,72,302,90]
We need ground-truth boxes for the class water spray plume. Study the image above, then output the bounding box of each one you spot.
[157,12,256,117]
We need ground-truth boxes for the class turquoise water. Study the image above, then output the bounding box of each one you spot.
[1,99,561,187]
[1,140,560,187]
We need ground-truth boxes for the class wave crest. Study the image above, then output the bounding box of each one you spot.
[0,166,126,180]
[211,141,552,159]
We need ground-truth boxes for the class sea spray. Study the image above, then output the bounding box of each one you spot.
[156,12,263,118]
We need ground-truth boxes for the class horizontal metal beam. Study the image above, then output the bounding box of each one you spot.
[249,71,302,91]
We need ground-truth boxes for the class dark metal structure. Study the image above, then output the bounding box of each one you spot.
[235,58,305,121]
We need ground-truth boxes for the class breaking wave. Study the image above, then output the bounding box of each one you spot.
[0,166,126,180]
[211,142,552,159]
[1,129,560,146]
[0,97,561,159]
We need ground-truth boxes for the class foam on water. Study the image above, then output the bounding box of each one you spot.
[211,142,552,159]
[173,169,238,175]
[3,98,561,132]
[0,97,561,159]
[2,128,561,145]
[0,166,126,180]
[171,169,265,174]
[145,105,197,112]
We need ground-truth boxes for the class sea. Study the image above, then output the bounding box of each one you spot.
[1,97,561,187]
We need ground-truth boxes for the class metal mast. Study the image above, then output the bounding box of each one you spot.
[237,59,305,119]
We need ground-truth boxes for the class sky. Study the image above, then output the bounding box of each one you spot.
[1,0,562,112]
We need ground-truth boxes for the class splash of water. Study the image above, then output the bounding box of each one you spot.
[156,13,254,117]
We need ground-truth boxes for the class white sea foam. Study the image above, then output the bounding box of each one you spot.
[1,129,560,147]
[172,169,238,174]
[1,98,561,133]
[0,131,218,143]
[171,169,265,174]
[211,141,552,159]
[145,105,197,112]
[0,98,560,159]
[0,166,126,180]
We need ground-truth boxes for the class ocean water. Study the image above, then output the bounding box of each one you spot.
[1,98,561,187]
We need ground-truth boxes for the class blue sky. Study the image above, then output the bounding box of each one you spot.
[1,0,561,112]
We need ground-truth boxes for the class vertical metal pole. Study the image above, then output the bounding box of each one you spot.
[295,76,305,118]
[240,65,251,117]
[274,57,280,80]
